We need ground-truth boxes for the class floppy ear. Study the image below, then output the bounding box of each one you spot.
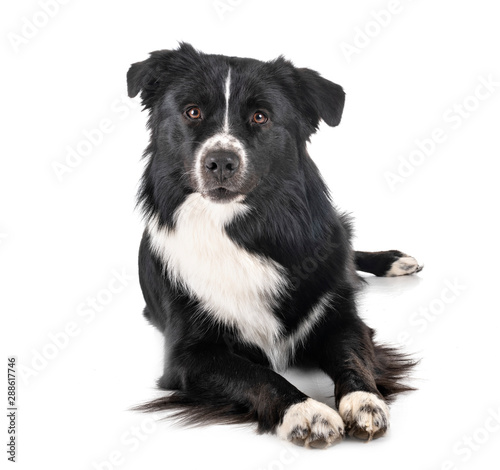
[127,44,199,106]
[127,59,152,98]
[297,68,345,127]
[126,52,170,107]
[127,48,184,107]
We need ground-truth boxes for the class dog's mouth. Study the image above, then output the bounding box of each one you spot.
[203,187,242,203]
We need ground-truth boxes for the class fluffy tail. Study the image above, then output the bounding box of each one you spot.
[132,390,258,428]
[373,343,419,401]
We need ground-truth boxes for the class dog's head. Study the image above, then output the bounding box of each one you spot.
[128,43,344,204]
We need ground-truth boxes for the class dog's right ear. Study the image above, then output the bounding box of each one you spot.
[127,52,170,106]
[127,59,152,98]
[127,43,199,107]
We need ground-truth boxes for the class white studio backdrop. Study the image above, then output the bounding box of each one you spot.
[1,1,499,469]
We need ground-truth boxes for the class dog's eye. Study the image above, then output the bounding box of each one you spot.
[185,106,202,120]
[252,111,268,124]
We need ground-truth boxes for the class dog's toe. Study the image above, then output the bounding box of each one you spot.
[289,425,309,446]
[386,254,422,277]
[339,392,390,441]
[277,398,344,449]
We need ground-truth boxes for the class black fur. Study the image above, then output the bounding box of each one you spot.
[128,43,418,441]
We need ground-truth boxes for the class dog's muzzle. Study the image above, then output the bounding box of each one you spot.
[204,150,240,184]
[195,133,247,203]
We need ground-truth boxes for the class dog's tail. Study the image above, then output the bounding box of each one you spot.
[132,391,258,428]
[373,343,419,401]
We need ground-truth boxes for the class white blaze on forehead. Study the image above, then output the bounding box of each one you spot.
[194,67,248,192]
[224,68,232,132]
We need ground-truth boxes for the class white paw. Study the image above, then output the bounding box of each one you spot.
[386,255,422,277]
[277,398,344,448]
[339,392,390,441]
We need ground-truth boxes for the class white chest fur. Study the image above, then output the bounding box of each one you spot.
[147,193,289,356]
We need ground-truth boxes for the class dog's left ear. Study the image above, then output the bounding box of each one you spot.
[297,68,345,127]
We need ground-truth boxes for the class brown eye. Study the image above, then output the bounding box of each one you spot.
[186,106,202,120]
[252,111,268,124]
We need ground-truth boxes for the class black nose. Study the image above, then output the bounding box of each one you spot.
[204,151,240,181]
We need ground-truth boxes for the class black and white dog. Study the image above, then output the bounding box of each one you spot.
[128,43,421,449]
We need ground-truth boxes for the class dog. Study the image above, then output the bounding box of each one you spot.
[127,43,421,449]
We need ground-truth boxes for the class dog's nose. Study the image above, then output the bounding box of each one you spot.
[204,151,240,181]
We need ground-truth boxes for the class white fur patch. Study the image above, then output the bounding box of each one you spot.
[277,398,344,448]
[192,67,248,192]
[268,292,333,371]
[339,391,390,440]
[147,195,335,369]
[223,68,231,132]
[147,193,288,353]
[386,255,421,277]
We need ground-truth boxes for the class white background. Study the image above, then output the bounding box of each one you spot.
[2,1,500,469]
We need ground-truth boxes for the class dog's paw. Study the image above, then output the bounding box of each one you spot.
[277,398,344,449]
[385,253,423,277]
[339,392,390,441]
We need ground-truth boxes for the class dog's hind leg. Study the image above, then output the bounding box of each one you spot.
[354,250,422,277]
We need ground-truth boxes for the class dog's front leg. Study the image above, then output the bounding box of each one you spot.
[315,310,395,441]
[165,342,345,448]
